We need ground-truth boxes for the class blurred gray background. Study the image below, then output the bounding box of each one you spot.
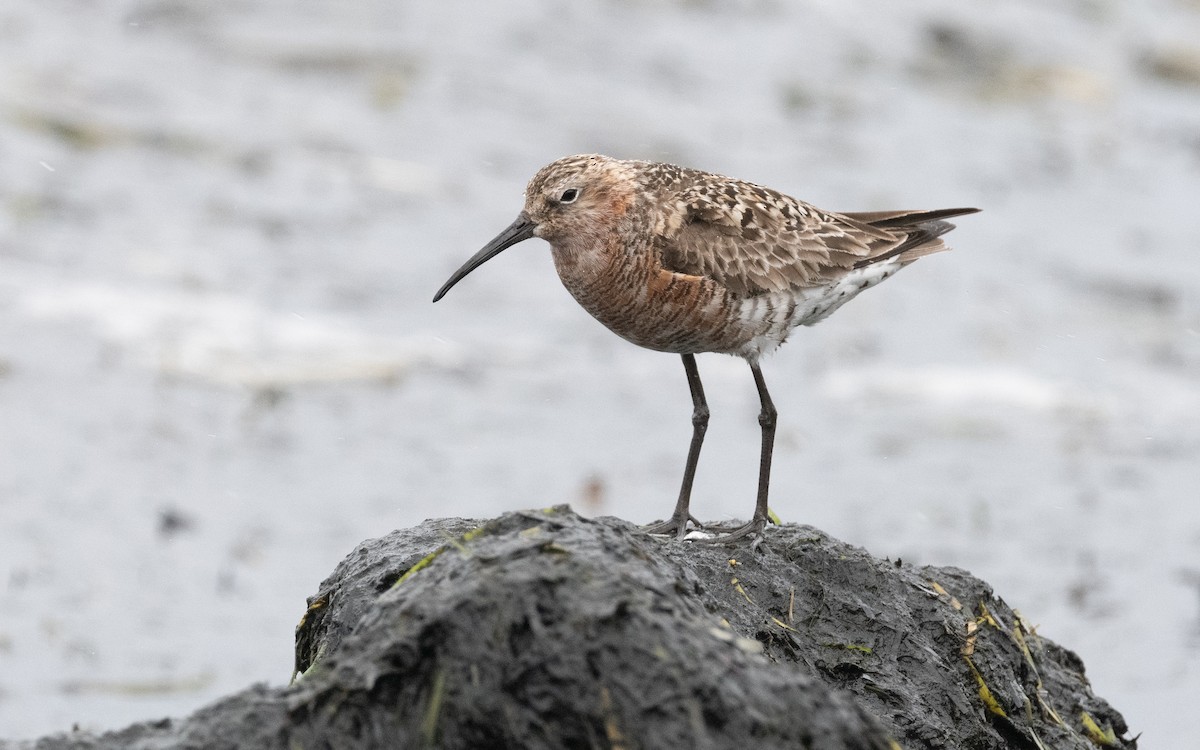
[2,0,1198,743]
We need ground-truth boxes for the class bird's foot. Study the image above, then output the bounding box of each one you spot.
[695,516,769,551]
[642,513,703,541]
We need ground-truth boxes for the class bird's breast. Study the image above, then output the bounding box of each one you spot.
[550,240,775,356]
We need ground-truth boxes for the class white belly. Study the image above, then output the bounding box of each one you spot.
[735,259,906,360]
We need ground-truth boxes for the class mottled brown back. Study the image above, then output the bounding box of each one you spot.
[640,163,976,296]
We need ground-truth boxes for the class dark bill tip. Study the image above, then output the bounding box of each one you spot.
[432,213,537,302]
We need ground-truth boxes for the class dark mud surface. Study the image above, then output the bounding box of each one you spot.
[12,509,1134,749]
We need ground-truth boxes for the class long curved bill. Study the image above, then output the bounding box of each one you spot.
[432,213,537,302]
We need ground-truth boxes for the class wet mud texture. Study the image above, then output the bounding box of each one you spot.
[16,508,1134,750]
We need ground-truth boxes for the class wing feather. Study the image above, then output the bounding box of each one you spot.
[655,172,976,296]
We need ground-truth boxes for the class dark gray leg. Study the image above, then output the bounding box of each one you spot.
[750,361,777,525]
[643,353,708,539]
[706,360,775,548]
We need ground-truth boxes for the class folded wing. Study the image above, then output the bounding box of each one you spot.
[656,176,978,296]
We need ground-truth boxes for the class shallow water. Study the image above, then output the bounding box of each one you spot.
[1,0,1198,743]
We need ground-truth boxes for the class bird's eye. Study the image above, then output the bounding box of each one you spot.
[559,188,579,204]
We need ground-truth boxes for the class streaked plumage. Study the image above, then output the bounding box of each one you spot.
[434,154,978,545]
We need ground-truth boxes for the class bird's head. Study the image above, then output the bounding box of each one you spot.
[433,154,632,302]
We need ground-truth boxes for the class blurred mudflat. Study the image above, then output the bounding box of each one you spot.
[1,0,1197,743]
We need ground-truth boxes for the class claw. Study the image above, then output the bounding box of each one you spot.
[694,516,768,549]
[642,513,703,540]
